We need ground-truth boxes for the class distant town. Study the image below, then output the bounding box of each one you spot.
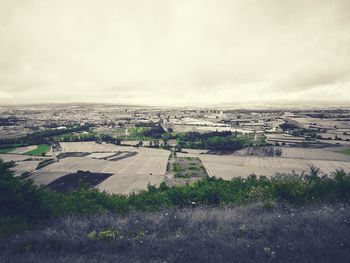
[1,104,350,145]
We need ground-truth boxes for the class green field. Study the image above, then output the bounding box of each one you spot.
[339,148,350,155]
[114,127,151,140]
[0,147,16,153]
[23,144,50,156]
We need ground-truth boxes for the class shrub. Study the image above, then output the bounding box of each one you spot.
[0,160,49,223]
[2,158,350,239]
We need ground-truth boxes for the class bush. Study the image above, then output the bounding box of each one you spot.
[2,158,350,238]
[0,160,49,223]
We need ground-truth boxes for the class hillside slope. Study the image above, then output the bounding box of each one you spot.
[1,203,350,263]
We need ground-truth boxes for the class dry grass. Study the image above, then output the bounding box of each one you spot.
[1,203,350,263]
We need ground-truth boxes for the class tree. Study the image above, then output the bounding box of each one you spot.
[153,139,160,148]
[0,160,49,222]
[275,148,282,157]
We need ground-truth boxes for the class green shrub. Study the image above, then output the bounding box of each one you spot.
[0,160,50,223]
[2,158,350,238]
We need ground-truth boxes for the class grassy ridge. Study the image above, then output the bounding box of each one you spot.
[1,204,350,263]
[1,159,350,236]
[1,160,350,261]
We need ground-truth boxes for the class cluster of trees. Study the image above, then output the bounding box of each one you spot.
[56,133,121,145]
[53,132,97,142]
[0,124,93,147]
[280,122,301,131]
[147,139,171,150]
[142,126,165,139]
[245,147,282,157]
[176,131,264,151]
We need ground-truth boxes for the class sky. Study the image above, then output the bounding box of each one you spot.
[0,0,350,106]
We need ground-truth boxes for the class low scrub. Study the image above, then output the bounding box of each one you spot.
[1,159,350,237]
[1,204,350,262]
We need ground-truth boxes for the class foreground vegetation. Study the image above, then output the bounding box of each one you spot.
[1,158,350,261]
[1,159,350,234]
[1,203,350,262]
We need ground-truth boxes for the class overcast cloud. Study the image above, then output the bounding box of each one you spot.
[0,0,350,106]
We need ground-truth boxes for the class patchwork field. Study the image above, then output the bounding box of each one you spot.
[59,142,137,153]
[200,155,350,179]
[24,144,51,156]
[11,160,41,176]
[28,142,171,194]
[3,141,349,194]
[98,148,170,194]
[39,157,111,173]
[11,145,37,154]
[29,171,72,185]
[179,146,350,180]
[0,153,50,176]
[0,144,51,156]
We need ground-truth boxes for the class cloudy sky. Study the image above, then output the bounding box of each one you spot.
[0,0,350,106]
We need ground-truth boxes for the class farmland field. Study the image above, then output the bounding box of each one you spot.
[199,154,350,179]
[0,145,38,154]
[98,148,170,194]
[0,144,50,155]
[178,146,350,180]
[29,171,71,185]
[12,145,37,154]
[235,146,350,161]
[11,160,41,176]
[47,171,114,193]
[39,157,111,173]
[0,147,16,153]
[23,144,50,156]
[339,148,350,155]
[59,142,137,153]
[28,142,171,194]
[6,140,350,194]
